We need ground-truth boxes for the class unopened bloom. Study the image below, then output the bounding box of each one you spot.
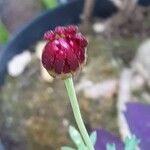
[42,25,88,78]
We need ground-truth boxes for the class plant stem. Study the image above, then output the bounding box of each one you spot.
[64,77,94,150]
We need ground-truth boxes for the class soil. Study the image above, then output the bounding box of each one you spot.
[0,7,150,149]
[0,33,147,150]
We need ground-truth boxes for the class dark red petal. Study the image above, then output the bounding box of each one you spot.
[52,39,61,50]
[58,38,71,51]
[53,58,65,74]
[66,25,78,35]
[53,50,66,74]
[42,25,88,77]
[69,39,79,51]
[42,41,61,70]
[42,51,53,69]
[55,26,66,35]
[44,30,55,41]
[63,61,70,73]
[69,39,85,63]
[78,48,85,63]
[58,50,66,59]
[73,46,85,63]
[42,43,55,70]
[66,49,79,71]
[74,33,88,47]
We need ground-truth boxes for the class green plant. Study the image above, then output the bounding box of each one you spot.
[42,0,58,9]
[0,21,9,44]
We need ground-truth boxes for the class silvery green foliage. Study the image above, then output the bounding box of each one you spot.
[61,126,97,150]
[124,135,140,150]
[61,126,140,150]
[106,135,140,150]
[106,143,116,150]
[61,146,75,150]
[90,131,97,146]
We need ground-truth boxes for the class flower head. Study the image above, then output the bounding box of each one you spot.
[42,25,88,78]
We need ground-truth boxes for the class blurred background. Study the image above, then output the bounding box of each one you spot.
[0,0,150,149]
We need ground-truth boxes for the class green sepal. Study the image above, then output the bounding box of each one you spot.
[124,135,140,150]
[90,131,97,145]
[69,126,86,149]
[61,146,76,150]
[106,143,116,150]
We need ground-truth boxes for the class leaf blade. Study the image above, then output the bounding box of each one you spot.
[90,131,97,145]
[61,146,76,150]
[69,126,85,148]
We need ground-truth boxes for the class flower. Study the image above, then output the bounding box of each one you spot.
[42,25,88,78]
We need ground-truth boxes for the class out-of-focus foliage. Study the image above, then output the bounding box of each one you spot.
[106,143,116,150]
[124,135,140,150]
[61,126,97,150]
[0,21,9,44]
[42,0,58,9]
[106,135,140,150]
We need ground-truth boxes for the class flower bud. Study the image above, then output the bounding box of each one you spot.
[42,25,88,78]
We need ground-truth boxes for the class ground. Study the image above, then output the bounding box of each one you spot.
[0,0,150,149]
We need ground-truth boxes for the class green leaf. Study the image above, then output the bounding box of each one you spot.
[0,21,9,44]
[61,146,76,150]
[90,131,97,145]
[69,126,85,148]
[78,146,88,150]
[42,0,58,9]
[106,143,116,150]
[124,135,140,150]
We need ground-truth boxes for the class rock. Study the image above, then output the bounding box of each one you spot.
[62,118,69,127]
[93,21,107,33]
[131,74,145,91]
[132,39,150,86]
[75,78,93,93]
[35,41,54,83]
[76,78,117,100]
[41,67,54,83]
[7,51,32,77]
[141,92,150,103]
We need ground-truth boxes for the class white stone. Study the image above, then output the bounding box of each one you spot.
[75,78,93,93]
[132,39,150,86]
[8,51,32,77]
[93,22,107,33]
[131,74,145,91]
[62,118,69,127]
[76,78,117,100]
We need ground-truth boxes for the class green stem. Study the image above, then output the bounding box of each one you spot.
[64,77,94,150]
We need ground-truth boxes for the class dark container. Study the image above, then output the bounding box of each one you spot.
[0,0,149,86]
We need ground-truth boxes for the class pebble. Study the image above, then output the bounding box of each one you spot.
[7,51,32,77]
[76,78,117,100]
[132,39,150,86]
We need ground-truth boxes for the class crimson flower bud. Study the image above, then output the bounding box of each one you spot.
[42,25,88,78]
